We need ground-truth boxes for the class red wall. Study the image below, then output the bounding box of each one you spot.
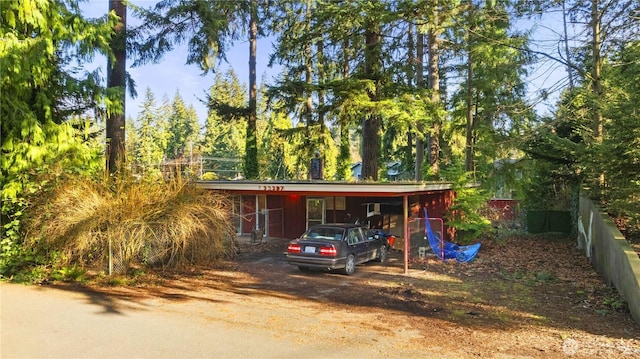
[228,190,456,240]
[488,199,519,222]
[266,195,284,238]
[416,191,454,240]
[417,192,451,218]
[283,195,306,239]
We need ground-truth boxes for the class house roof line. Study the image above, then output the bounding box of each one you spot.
[198,180,453,196]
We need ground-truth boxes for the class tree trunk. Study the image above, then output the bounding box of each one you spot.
[427,11,440,177]
[107,0,126,175]
[337,39,351,180]
[591,0,604,192]
[305,0,313,179]
[317,37,326,179]
[591,0,602,141]
[245,0,259,179]
[562,0,574,90]
[361,19,381,181]
[406,22,415,176]
[415,32,425,181]
[464,0,474,173]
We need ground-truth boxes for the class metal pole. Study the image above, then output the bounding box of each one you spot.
[403,195,409,275]
[108,229,113,276]
[255,195,259,231]
[264,208,269,238]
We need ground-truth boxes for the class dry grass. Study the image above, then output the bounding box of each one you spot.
[26,174,236,274]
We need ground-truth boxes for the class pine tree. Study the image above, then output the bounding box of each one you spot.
[257,83,296,180]
[269,0,402,181]
[135,88,168,175]
[450,0,533,180]
[107,0,127,174]
[602,42,640,235]
[132,0,268,179]
[166,92,200,160]
[202,70,247,178]
[268,0,320,178]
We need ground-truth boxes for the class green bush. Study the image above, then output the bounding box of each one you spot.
[201,172,219,180]
[443,168,492,243]
[51,265,87,283]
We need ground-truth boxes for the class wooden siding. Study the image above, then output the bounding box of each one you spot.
[212,183,456,240]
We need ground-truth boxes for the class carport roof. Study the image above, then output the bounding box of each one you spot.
[198,180,453,197]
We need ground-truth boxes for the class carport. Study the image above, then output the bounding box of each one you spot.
[199,180,455,274]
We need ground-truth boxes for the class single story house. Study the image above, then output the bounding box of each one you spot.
[198,180,458,273]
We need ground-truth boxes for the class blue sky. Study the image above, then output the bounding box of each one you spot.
[82,1,277,121]
[124,37,277,121]
[82,1,571,122]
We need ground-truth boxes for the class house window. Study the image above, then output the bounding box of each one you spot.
[325,197,346,210]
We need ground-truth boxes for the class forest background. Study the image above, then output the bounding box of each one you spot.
[1,0,639,279]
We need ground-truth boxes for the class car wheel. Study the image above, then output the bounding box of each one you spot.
[298,266,310,272]
[378,245,388,263]
[343,254,356,276]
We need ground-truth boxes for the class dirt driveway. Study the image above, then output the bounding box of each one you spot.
[2,234,640,358]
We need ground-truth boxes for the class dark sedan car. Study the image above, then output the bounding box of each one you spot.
[286,223,389,275]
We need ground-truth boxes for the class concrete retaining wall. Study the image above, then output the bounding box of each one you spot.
[578,196,640,324]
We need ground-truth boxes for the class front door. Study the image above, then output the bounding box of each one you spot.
[306,198,325,229]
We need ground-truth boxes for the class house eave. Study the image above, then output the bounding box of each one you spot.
[197,180,453,197]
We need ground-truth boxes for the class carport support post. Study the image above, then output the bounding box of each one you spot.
[403,195,409,274]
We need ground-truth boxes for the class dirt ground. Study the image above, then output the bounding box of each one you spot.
[80,233,640,358]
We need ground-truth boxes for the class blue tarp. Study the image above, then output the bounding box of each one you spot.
[423,208,481,263]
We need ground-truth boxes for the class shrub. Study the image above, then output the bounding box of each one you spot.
[24,174,236,275]
[443,168,492,243]
[201,172,219,180]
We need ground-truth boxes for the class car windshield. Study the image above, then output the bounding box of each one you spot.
[302,227,346,241]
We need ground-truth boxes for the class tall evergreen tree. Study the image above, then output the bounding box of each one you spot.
[202,71,247,154]
[132,0,268,179]
[451,0,533,179]
[1,0,115,271]
[202,71,247,178]
[425,1,447,178]
[166,92,200,160]
[601,41,640,234]
[125,115,138,168]
[360,2,384,180]
[267,0,320,178]
[245,0,261,179]
[107,0,127,174]
[135,88,167,174]
[270,0,401,181]
[520,0,639,208]
[255,82,296,180]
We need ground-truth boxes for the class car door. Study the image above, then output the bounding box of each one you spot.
[360,227,376,262]
[363,228,379,261]
[346,228,368,263]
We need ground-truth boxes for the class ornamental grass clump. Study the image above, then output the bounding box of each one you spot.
[26,175,236,274]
